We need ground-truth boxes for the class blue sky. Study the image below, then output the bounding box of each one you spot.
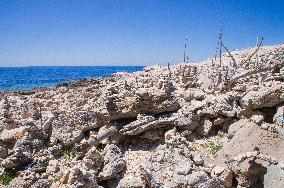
[0,0,284,66]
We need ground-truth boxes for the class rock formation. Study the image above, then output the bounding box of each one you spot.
[0,44,284,187]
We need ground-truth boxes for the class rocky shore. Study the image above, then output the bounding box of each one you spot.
[0,44,284,188]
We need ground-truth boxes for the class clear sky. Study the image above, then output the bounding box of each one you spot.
[0,0,284,67]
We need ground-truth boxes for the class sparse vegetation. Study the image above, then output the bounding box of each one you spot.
[54,175,61,182]
[0,169,17,185]
[0,141,6,147]
[167,139,182,150]
[61,149,78,158]
[277,52,284,62]
[206,141,223,155]
[186,146,194,152]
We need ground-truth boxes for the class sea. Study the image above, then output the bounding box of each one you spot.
[0,66,144,91]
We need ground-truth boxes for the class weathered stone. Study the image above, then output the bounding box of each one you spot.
[0,146,8,159]
[240,84,284,109]
[193,154,204,165]
[0,126,31,143]
[98,144,125,180]
[46,160,59,173]
[250,114,264,125]
[212,166,233,188]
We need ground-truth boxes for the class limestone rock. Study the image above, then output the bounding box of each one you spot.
[264,164,284,188]
[212,166,233,188]
[0,126,31,143]
[0,146,8,159]
[193,154,204,165]
[1,147,32,169]
[46,160,59,173]
[250,114,264,125]
[98,144,125,180]
[240,84,284,109]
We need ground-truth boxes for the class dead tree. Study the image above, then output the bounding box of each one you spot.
[224,66,274,90]
[183,36,188,63]
[167,62,171,78]
[243,37,264,65]
[222,43,237,68]
[182,36,190,64]
[255,36,260,68]
[214,23,224,66]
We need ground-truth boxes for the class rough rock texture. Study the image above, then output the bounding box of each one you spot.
[0,44,284,187]
[264,162,284,188]
[98,144,125,180]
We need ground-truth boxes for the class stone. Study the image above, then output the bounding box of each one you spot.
[250,114,264,125]
[0,126,31,143]
[83,146,103,167]
[46,160,59,173]
[212,166,233,188]
[164,128,176,141]
[193,154,204,165]
[212,166,225,175]
[98,144,125,180]
[273,103,284,126]
[117,175,146,188]
[264,164,284,188]
[261,123,269,130]
[0,146,8,159]
[240,84,284,109]
[141,130,161,141]
[1,147,32,169]
[60,170,70,184]
[0,44,283,187]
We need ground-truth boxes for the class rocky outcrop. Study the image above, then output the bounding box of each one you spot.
[0,44,284,187]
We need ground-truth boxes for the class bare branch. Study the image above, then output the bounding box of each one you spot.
[222,43,237,68]
[244,37,264,64]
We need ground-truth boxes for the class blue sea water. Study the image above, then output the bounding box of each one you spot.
[0,66,144,91]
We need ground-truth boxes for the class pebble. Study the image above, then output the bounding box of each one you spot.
[193,154,204,165]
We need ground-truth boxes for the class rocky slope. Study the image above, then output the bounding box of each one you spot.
[0,44,284,188]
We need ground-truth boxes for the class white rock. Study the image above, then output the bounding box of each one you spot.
[250,115,264,125]
[261,123,269,130]
[46,160,59,173]
[212,166,225,175]
[193,154,204,165]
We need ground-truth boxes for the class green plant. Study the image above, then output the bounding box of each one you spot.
[206,141,223,155]
[0,169,17,185]
[218,133,225,139]
[277,52,284,61]
[61,149,78,158]
[54,176,60,182]
[0,141,6,147]
[186,146,194,152]
[167,139,182,150]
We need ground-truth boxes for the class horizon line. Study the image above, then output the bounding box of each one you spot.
[0,65,146,68]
